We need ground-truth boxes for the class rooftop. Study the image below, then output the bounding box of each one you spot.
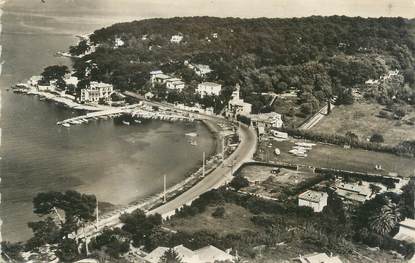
[194,245,234,262]
[198,82,221,87]
[298,190,327,203]
[400,218,415,230]
[249,112,282,121]
[90,81,113,88]
[295,253,343,263]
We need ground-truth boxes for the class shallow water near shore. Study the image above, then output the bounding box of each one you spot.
[0,2,215,241]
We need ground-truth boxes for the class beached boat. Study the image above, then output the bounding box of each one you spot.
[62,123,71,128]
[274,148,281,155]
[134,119,142,124]
[185,132,198,137]
[122,120,130,125]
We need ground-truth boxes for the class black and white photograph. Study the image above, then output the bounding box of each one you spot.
[0,0,415,262]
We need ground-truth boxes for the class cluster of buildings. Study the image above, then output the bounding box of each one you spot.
[150,70,225,99]
[150,70,185,92]
[144,244,234,263]
[249,111,284,136]
[365,69,401,86]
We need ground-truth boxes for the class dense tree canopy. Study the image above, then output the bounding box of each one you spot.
[69,16,415,112]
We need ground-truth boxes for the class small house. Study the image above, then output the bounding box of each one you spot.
[170,34,183,44]
[298,190,328,212]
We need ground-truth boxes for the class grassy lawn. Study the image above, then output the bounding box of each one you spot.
[257,138,415,177]
[165,203,259,236]
[311,102,415,146]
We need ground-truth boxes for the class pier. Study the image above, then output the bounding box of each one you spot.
[56,103,196,126]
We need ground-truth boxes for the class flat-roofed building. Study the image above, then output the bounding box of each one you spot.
[165,78,185,91]
[196,82,222,97]
[150,70,172,86]
[298,190,328,212]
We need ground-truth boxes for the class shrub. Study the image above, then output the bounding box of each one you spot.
[229,176,249,191]
[370,133,384,143]
[212,206,226,218]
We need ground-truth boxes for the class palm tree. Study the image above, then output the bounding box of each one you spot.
[369,197,401,236]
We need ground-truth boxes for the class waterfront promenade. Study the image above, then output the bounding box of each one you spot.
[76,120,257,239]
[149,123,257,218]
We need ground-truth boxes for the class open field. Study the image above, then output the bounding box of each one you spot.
[257,138,415,177]
[165,203,258,236]
[311,102,415,146]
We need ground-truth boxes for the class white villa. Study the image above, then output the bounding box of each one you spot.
[170,34,183,44]
[227,84,252,118]
[298,190,328,212]
[165,78,185,91]
[79,81,113,103]
[144,244,234,263]
[196,82,222,97]
[150,70,185,91]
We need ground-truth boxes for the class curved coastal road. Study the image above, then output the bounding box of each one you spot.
[149,123,257,218]
[78,112,257,239]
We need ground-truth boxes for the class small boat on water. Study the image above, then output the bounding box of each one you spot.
[122,120,130,125]
[134,119,142,124]
[62,123,71,128]
[274,148,281,156]
[190,140,197,146]
[39,97,46,101]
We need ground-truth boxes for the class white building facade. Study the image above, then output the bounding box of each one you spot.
[298,190,328,212]
[196,82,222,97]
[80,81,113,103]
[165,78,185,91]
